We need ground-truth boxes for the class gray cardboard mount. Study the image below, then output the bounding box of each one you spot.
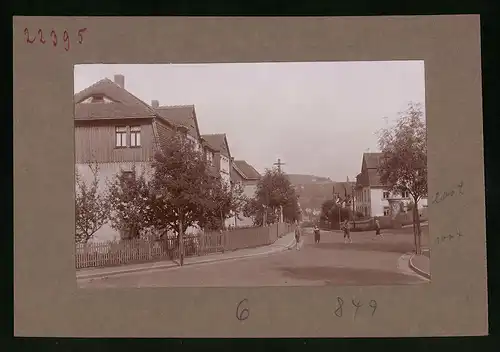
[13,16,487,337]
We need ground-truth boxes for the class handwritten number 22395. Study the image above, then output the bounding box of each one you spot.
[24,28,87,51]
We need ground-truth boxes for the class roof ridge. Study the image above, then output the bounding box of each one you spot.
[232,163,248,179]
[74,78,112,97]
[202,133,225,136]
[74,77,157,117]
[157,104,195,109]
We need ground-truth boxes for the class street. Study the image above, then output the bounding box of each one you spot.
[79,226,429,288]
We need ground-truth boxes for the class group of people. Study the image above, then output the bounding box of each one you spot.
[293,218,383,250]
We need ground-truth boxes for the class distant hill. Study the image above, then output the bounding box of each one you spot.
[286,174,332,184]
[286,174,354,213]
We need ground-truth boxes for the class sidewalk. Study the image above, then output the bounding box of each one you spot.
[77,231,297,280]
[409,248,431,280]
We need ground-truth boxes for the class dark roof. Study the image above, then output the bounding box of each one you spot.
[233,160,261,180]
[155,105,199,140]
[357,153,384,187]
[363,152,383,169]
[332,181,355,197]
[74,78,155,120]
[201,134,231,158]
[152,119,176,154]
[367,169,383,187]
[75,103,155,120]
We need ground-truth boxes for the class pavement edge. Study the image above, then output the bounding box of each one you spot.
[77,233,297,281]
[408,253,431,280]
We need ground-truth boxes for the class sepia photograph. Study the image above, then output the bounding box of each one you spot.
[74,61,429,288]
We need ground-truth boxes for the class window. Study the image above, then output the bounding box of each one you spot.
[130,126,141,147]
[115,126,127,147]
[122,171,134,180]
[383,191,390,199]
[205,150,214,165]
[402,191,410,198]
[383,207,390,216]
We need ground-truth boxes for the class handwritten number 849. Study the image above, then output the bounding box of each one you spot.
[334,297,377,318]
[24,28,87,51]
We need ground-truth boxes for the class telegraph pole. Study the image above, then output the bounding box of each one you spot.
[273,158,285,173]
[273,158,286,222]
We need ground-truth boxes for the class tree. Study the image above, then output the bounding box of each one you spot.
[107,164,154,240]
[75,162,111,244]
[244,168,301,225]
[377,102,427,254]
[320,199,351,229]
[199,180,247,231]
[149,133,213,265]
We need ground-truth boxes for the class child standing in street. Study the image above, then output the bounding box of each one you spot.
[374,218,383,239]
[313,225,321,244]
[294,224,301,250]
[343,220,352,244]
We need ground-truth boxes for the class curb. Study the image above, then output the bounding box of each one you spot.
[77,235,297,280]
[408,253,431,280]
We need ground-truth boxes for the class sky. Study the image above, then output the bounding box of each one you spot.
[74,61,425,181]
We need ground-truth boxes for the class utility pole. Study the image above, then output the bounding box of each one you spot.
[352,179,356,229]
[273,158,286,222]
[273,158,285,173]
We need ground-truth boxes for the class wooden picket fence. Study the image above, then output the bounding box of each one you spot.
[75,232,224,269]
[75,222,296,269]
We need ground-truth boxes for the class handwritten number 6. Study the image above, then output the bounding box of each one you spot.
[369,300,377,316]
[50,30,58,47]
[334,297,344,317]
[236,299,249,321]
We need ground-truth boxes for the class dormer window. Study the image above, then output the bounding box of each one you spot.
[80,94,114,104]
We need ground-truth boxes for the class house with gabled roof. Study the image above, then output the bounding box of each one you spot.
[200,133,233,185]
[230,160,262,227]
[354,152,428,217]
[74,74,203,241]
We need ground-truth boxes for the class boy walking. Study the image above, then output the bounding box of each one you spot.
[313,225,321,244]
[374,218,383,239]
[342,220,352,244]
[294,224,302,250]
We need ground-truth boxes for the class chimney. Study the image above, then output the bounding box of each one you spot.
[114,74,125,88]
[151,100,159,108]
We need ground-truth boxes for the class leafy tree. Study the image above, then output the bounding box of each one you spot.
[199,180,247,231]
[320,199,351,229]
[244,168,301,225]
[149,133,213,265]
[377,102,427,254]
[75,162,111,244]
[107,164,154,240]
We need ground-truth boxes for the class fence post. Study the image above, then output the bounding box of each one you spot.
[222,231,226,253]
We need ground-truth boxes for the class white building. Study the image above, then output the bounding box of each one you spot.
[354,152,428,218]
[230,160,262,227]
